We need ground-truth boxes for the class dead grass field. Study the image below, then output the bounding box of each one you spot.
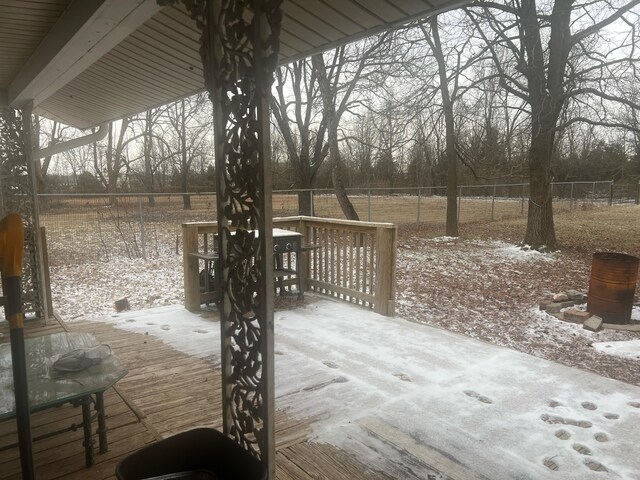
[40,193,624,264]
[459,203,640,259]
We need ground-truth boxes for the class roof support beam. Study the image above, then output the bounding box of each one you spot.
[8,0,163,109]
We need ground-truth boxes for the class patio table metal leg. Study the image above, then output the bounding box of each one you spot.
[96,392,108,453]
[81,396,94,467]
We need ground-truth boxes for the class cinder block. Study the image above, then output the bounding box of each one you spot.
[564,308,591,324]
[583,315,603,332]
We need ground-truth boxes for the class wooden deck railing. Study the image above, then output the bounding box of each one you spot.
[182,216,396,316]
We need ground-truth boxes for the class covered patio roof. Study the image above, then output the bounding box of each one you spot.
[1,0,469,129]
[2,1,474,478]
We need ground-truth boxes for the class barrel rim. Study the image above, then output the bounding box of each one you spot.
[592,251,640,263]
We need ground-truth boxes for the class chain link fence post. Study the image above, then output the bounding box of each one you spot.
[609,180,614,206]
[491,185,496,221]
[570,182,574,209]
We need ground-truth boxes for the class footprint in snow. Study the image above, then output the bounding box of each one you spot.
[126,319,136,323]
[540,414,592,428]
[193,329,209,334]
[543,457,559,471]
[572,443,592,455]
[464,390,492,404]
[603,413,619,420]
[585,459,609,472]
[322,360,339,369]
[628,401,640,408]
[594,432,609,442]
[581,401,597,411]
[161,325,171,331]
[555,429,571,440]
[393,372,412,382]
[548,400,562,408]
[146,322,156,326]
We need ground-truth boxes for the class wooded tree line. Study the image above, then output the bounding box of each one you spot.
[37,0,640,248]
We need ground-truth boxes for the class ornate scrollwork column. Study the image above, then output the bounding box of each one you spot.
[0,106,43,318]
[161,0,282,475]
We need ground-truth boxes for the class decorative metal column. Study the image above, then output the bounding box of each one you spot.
[0,105,44,319]
[161,0,282,476]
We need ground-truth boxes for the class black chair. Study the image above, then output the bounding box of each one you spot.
[115,428,267,480]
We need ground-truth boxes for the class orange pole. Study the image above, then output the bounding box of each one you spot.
[0,213,35,479]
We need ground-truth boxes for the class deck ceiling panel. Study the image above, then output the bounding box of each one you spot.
[0,0,71,88]
[280,3,345,42]
[1,0,469,128]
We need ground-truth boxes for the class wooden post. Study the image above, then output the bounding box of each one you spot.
[182,223,200,312]
[374,225,396,316]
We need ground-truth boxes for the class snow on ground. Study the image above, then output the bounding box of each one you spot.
[395,236,640,384]
[51,237,640,377]
[93,298,640,480]
[49,236,640,477]
[51,255,183,320]
[593,340,640,361]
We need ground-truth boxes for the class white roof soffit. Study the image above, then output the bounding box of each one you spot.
[6,0,470,129]
[3,0,162,110]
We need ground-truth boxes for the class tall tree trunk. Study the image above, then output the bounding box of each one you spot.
[524,129,556,248]
[427,17,459,236]
[296,169,313,215]
[143,110,156,206]
[312,54,359,220]
[180,100,191,210]
[181,171,191,209]
[519,0,562,249]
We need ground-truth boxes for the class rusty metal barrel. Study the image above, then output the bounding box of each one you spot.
[587,252,639,324]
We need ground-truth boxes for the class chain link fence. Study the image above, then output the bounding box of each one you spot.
[39,180,638,266]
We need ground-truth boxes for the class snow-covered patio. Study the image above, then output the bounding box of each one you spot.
[94,297,640,480]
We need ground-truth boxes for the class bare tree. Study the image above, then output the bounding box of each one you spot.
[271,59,328,214]
[92,118,140,203]
[311,34,396,220]
[468,0,640,249]
[137,107,172,205]
[34,117,68,194]
[163,93,212,209]
[422,17,461,236]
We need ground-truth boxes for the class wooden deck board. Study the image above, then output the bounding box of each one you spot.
[1,314,398,480]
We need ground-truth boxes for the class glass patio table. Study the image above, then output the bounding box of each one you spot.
[0,331,128,467]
